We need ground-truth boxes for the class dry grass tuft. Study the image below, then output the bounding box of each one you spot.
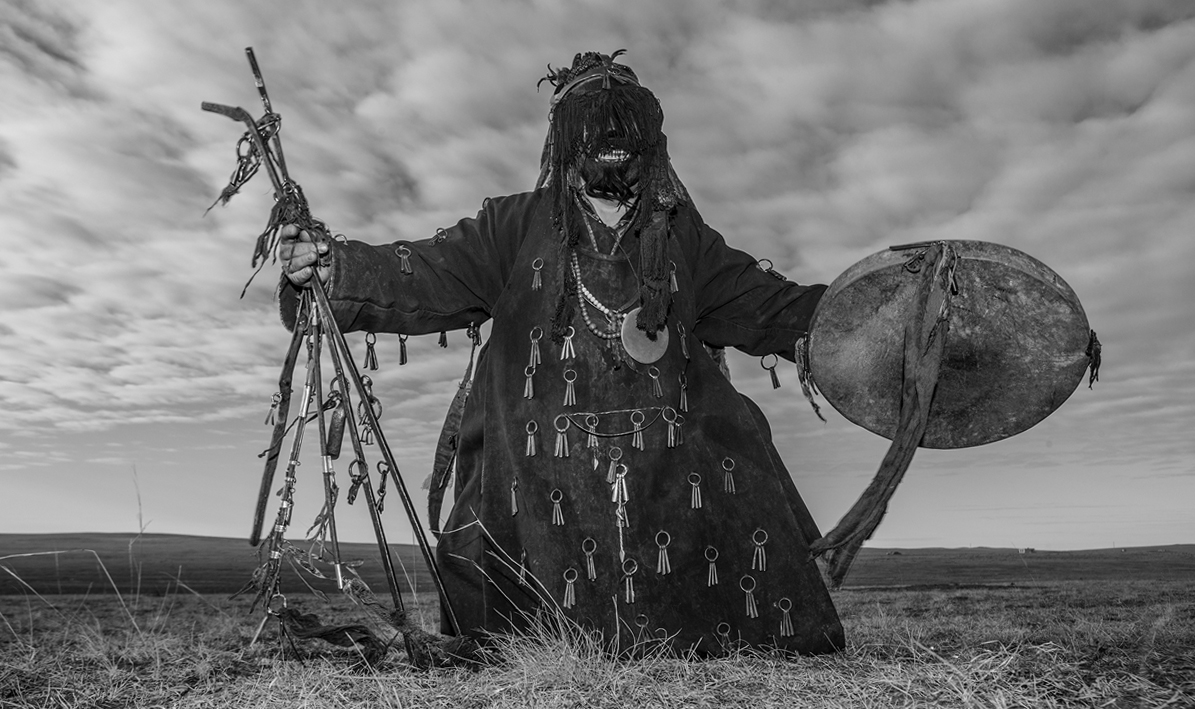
[0,577,1191,708]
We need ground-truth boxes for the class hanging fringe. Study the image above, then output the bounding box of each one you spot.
[809,242,957,588]
[1086,330,1101,388]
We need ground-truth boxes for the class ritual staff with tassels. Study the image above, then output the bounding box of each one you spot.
[279,50,844,656]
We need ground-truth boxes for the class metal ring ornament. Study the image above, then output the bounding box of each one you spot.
[760,353,778,370]
[582,537,597,555]
[525,364,536,377]
[704,545,719,562]
[395,244,411,258]
[526,420,538,435]
[739,575,757,593]
[267,593,288,616]
[630,410,645,427]
[563,567,578,583]
[655,530,671,548]
[753,528,769,545]
[661,406,677,424]
[550,488,564,504]
[554,414,570,433]
[722,457,735,472]
[777,597,793,613]
[688,472,701,486]
[609,446,622,462]
[716,621,731,636]
[622,558,639,576]
[757,258,774,271]
[635,614,650,629]
[365,332,376,346]
[532,257,544,271]
[530,326,543,343]
[564,369,577,383]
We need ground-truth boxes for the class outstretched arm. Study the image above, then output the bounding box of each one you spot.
[275,191,542,335]
[681,207,826,360]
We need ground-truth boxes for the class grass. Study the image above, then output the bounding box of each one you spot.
[1,580,1191,708]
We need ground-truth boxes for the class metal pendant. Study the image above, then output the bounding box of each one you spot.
[620,307,669,364]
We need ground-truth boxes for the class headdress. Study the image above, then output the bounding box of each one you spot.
[536,51,690,345]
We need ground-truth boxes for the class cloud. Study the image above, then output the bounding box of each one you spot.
[1,0,1192,546]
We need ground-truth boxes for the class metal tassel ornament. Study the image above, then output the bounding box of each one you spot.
[363,332,378,371]
[705,546,719,587]
[399,334,409,365]
[562,567,577,609]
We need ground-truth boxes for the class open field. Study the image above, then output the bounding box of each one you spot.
[1,535,1193,706]
[3,533,1193,595]
[0,581,1191,707]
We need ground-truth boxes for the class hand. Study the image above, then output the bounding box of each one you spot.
[278,224,331,287]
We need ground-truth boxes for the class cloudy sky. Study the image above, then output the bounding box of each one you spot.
[2,0,1192,554]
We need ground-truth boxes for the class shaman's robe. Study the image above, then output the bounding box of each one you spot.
[281,189,845,655]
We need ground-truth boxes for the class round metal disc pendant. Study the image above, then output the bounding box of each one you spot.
[620,307,669,364]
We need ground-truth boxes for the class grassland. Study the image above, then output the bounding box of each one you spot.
[1,535,1193,707]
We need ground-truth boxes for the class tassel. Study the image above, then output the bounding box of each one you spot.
[529,327,543,368]
[675,414,685,446]
[1086,330,1101,388]
[586,414,600,449]
[439,331,448,348]
[363,332,378,371]
[563,369,577,407]
[562,568,577,608]
[631,410,645,450]
[264,392,280,425]
[551,489,565,525]
[649,366,662,398]
[622,559,638,604]
[554,415,570,458]
[761,354,780,389]
[678,374,688,412]
[669,261,678,293]
[532,257,544,291]
[606,446,622,484]
[677,322,690,360]
[689,472,702,509]
[705,546,719,587]
[722,457,736,494]
[524,365,535,399]
[399,334,408,365]
[663,407,678,448]
[778,598,794,637]
[795,335,825,421]
[741,576,758,618]
[510,480,519,516]
[525,421,538,457]
[561,326,576,360]
[655,531,671,575]
[583,538,597,580]
[752,528,769,572]
[519,549,528,583]
[611,465,628,505]
[396,245,413,274]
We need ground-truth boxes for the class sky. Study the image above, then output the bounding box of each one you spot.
[1,0,1192,554]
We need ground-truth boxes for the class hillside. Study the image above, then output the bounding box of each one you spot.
[2,533,1192,596]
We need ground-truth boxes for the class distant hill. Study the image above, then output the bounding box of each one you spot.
[2,533,1192,596]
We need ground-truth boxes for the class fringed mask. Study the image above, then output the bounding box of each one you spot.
[537,51,689,345]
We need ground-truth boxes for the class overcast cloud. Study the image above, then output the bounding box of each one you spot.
[1,0,1192,549]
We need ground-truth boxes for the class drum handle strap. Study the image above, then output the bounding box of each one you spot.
[809,242,958,588]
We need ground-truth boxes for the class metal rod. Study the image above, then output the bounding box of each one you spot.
[309,308,345,589]
[310,279,460,634]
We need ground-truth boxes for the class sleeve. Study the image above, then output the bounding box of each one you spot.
[684,207,827,361]
[278,192,539,335]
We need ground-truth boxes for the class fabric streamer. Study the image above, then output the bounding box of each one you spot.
[809,242,957,588]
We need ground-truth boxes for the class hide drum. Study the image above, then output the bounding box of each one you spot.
[808,240,1091,449]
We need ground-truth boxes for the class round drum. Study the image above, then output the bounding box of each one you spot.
[808,240,1091,449]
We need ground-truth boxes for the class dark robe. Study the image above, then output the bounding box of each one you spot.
[280,188,844,655]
